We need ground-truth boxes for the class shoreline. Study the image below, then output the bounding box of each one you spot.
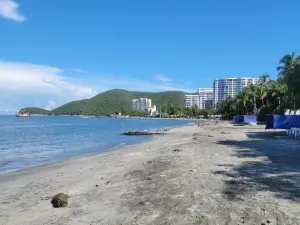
[1,122,300,224]
[0,134,158,179]
[3,114,202,121]
[0,124,194,177]
[0,137,147,177]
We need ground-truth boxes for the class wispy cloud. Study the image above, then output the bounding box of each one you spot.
[153,74,172,82]
[45,100,57,111]
[91,74,191,93]
[65,70,190,92]
[0,61,193,110]
[0,61,98,109]
[0,0,26,22]
[65,68,91,74]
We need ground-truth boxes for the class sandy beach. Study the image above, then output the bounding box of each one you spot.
[1,122,300,225]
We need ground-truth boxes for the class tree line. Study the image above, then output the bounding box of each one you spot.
[160,105,215,118]
[216,52,300,120]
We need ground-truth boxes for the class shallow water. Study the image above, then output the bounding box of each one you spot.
[0,116,194,174]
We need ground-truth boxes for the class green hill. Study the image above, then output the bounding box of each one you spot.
[19,107,51,115]
[22,89,191,116]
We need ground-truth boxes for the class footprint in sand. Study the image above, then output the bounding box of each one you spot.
[196,215,210,225]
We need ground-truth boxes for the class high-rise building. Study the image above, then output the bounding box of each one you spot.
[139,98,149,111]
[130,98,155,114]
[185,88,213,109]
[198,88,213,110]
[213,77,259,108]
[130,99,138,111]
[184,95,200,108]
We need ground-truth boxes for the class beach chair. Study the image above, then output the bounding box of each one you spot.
[295,128,300,138]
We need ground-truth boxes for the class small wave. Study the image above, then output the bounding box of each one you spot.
[112,142,126,149]
[0,160,14,167]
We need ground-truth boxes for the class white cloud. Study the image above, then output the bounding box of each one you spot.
[0,61,98,109]
[45,100,57,110]
[0,0,26,22]
[153,74,172,82]
[65,70,189,92]
[0,61,193,110]
[100,78,186,92]
[66,68,91,74]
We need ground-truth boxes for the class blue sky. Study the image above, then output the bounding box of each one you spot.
[0,0,300,111]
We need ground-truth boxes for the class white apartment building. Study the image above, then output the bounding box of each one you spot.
[130,98,155,115]
[130,99,138,111]
[185,95,200,108]
[148,105,157,116]
[135,98,151,111]
[185,88,213,109]
[198,88,213,110]
[213,77,259,108]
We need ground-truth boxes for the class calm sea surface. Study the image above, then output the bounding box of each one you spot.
[0,116,194,174]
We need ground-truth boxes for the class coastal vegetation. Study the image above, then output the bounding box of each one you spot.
[161,105,215,118]
[216,52,300,120]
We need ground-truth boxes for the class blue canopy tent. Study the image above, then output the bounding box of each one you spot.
[243,115,257,124]
[232,116,236,123]
[234,115,257,124]
[266,114,300,129]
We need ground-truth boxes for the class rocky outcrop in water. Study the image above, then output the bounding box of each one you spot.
[122,131,163,136]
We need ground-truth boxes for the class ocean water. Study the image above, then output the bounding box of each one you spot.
[0,116,194,174]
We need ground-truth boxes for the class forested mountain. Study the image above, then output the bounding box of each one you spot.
[22,89,191,116]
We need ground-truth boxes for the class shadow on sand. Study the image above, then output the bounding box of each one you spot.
[215,130,300,202]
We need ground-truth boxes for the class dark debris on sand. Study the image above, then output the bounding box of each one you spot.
[51,193,69,208]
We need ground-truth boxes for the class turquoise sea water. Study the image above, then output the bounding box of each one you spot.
[0,116,194,174]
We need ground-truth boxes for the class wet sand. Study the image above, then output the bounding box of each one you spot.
[1,122,300,224]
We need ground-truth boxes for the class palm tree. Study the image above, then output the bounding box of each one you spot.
[277,52,300,78]
[277,52,300,113]
[257,85,267,107]
[264,83,282,106]
[259,74,270,85]
[238,90,249,115]
[247,85,258,115]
